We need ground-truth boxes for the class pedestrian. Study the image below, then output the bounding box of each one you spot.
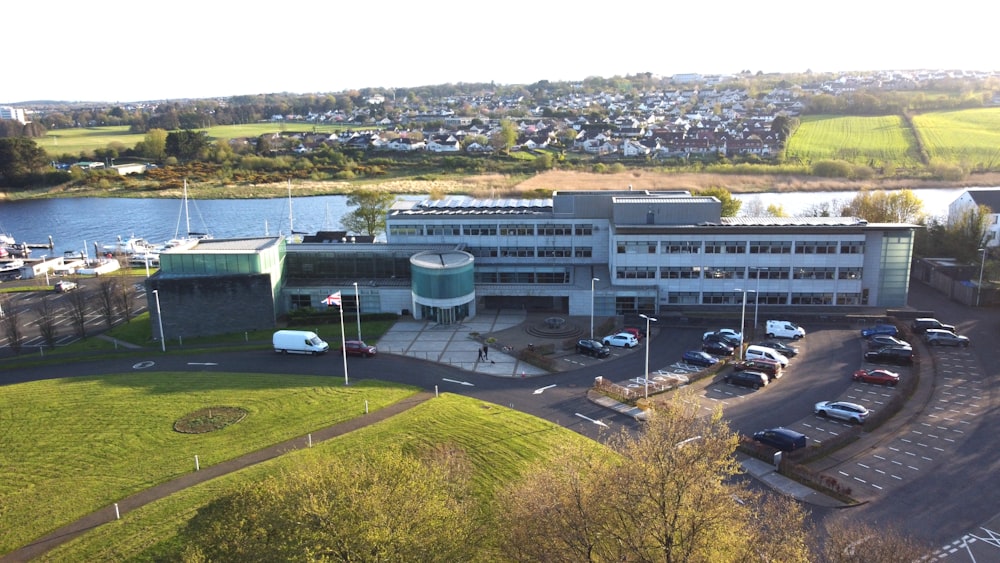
[477,348,483,361]
[482,344,489,360]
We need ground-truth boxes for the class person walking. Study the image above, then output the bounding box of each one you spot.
[477,348,483,361]
[482,344,489,360]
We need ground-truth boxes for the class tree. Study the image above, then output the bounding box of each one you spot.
[1,299,24,355]
[697,186,743,217]
[136,128,167,160]
[96,278,119,330]
[165,130,211,161]
[66,289,89,338]
[177,449,481,562]
[491,119,518,155]
[841,190,923,223]
[821,517,927,563]
[496,391,813,562]
[766,203,789,217]
[341,188,396,238]
[947,204,991,261]
[0,137,49,181]
[34,297,59,349]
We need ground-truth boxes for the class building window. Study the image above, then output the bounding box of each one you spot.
[705,241,746,254]
[663,242,701,254]
[791,293,834,305]
[702,292,740,305]
[538,224,572,236]
[499,247,535,258]
[661,267,701,279]
[837,293,862,305]
[538,247,572,258]
[616,267,657,279]
[750,241,792,254]
[290,294,312,309]
[838,267,862,280]
[841,242,864,254]
[575,224,593,236]
[425,224,461,236]
[750,268,789,280]
[574,246,593,258]
[389,224,423,236]
[617,241,656,254]
[500,224,534,236]
[757,292,788,305]
[703,266,743,279]
[795,241,838,254]
[793,267,836,280]
[466,224,497,236]
[668,292,699,304]
[466,247,498,258]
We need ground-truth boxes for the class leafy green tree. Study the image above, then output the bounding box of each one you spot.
[697,186,743,217]
[165,130,210,161]
[0,137,49,181]
[841,189,923,223]
[135,128,167,160]
[341,188,396,238]
[766,203,789,217]
[177,449,481,562]
[491,119,518,155]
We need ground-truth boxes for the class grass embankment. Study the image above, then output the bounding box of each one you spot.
[784,114,923,168]
[0,373,423,554]
[19,392,593,561]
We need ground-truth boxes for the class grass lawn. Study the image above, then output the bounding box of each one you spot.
[913,108,1000,168]
[785,114,922,168]
[0,373,421,554]
[39,393,599,561]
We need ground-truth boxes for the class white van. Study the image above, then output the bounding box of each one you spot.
[273,330,329,355]
[744,345,790,367]
[765,320,805,340]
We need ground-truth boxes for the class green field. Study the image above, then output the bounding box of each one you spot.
[41,123,347,158]
[0,373,420,554]
[912,108,1000,168]
[784,114,923,168]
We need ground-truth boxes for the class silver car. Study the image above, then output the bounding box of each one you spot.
[924,329,970,348]
[815,401,870,424]
[603,332,638,348]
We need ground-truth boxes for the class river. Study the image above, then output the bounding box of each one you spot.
[0,187,974,256]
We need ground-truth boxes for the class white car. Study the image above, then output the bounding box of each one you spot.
[814,401,869,424]
[603,332,639,348]
[924,329,970,347]
[703,328,742,341]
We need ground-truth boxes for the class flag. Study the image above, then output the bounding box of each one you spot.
[324,291,342,307]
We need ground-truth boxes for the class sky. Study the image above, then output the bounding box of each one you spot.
[5,0,996,104]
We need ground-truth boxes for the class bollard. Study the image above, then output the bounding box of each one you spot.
[308,433,312,447]
[195,455,200,471]
[114,503,120,520]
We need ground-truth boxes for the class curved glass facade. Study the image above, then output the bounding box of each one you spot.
[410,251,475,323]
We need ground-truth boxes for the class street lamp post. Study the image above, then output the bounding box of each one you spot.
[353,282,362,341]
[735,289,754,360]
[753,267,766,337]
[590,277,600,340]
[152,289,165,352]
[640,313,658,399]
[977,248,987,307]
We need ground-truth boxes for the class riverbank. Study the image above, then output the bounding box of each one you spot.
[3,170,999,201]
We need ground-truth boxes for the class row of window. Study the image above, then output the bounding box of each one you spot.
[618,240,864,254]
[474,270,570,284]
[466,246,593,258]
[616,266,863,280]
[390,223,595,237]
[666,292,865,305]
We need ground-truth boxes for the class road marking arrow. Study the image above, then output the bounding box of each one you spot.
[533,384,557,395]
[442,378,474,386]
[575,413,609,427]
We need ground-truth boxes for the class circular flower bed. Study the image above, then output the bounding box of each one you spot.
[174,406,248,434]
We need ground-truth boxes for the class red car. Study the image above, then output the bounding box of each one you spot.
[340,340,377,357]
[852,368,899,386]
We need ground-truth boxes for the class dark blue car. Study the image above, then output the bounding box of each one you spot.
[861,324,898,338]
[682,350,719,367]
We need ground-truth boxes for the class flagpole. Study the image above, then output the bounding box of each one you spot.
[339,301,349,386]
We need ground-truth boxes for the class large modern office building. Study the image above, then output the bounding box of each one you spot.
[147,190,917,338]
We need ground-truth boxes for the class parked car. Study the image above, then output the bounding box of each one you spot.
[866,335,911,350]
[703,331,742,348]
[861,324,898,338]
[765,320,805,339]
[910,318,956,334]
[852,368,900,386]
[54,280,77,292]
[724,370,768,389]
[340,340,377,357]
[744,345,789,367]
[752,427,807,452]
[756,340,798,357]
[577,339,611,358]
[702,340,735,356]
[622,327,644,341]
[815,400,870,424]
[682,350,718,367]
[733,358,783,380]
[924,329,970,347]
[864,346,913,366]
[603,333,638,348]
[703,328,742,342]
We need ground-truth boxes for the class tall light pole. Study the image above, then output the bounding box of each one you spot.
[977,248,987,307]
[640,313,657,399]
[735,289,754,360]
[152,289,165,352]
[590,277,600,340]
[353,281,362,341]
[753,267,766,338]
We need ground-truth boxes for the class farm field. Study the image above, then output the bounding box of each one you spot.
[0,373,420,554]
[23,392,590,561]
[784,114,923,168]
[912,108,1000,169]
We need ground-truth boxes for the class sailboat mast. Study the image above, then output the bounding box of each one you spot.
[184,179,192,236]
[287,179,294,233]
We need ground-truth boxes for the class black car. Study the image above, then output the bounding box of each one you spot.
[864,346,913,366]
[703,332,741,348]
[723,370,768,389]
[910,317,956,334]
[757,340,798,357]
[702,340,735,356]
[866,334,911,351]
[753,427,807,452]
[576,339,611,358]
